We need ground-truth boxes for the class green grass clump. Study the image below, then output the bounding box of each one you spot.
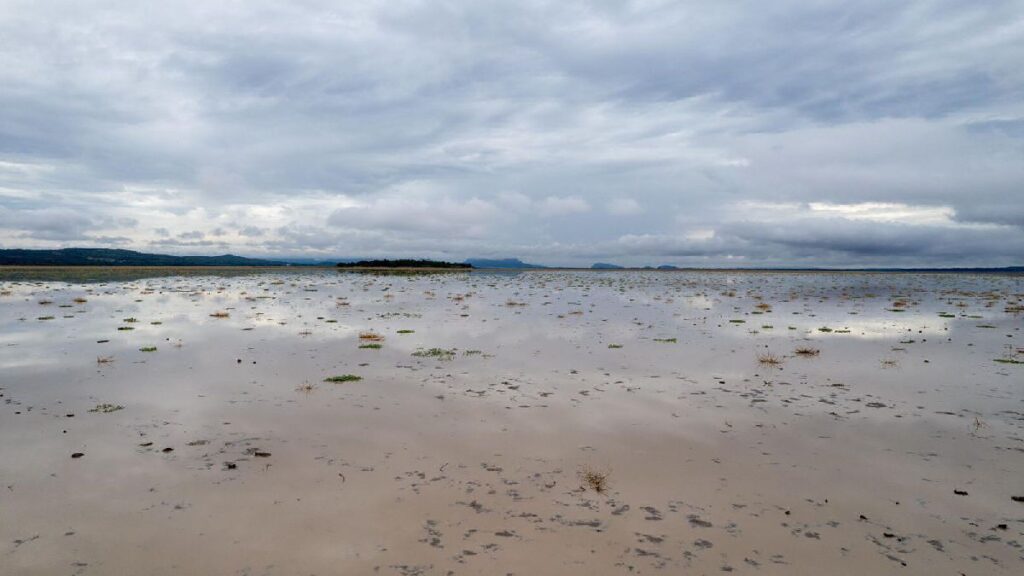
[139,346,157,352]
[608,344,623,349]
[118,326,134,331]
[397,329,415,334]
[412,347,456,360]
[359,343,383,349]
[818,326,833,332]
[653,337,677,343]
[324,374,362,383]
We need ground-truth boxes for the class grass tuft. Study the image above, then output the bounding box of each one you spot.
[324,374,362,383]
[757,352,783,366]
[412,347,456,361]
[579,466,611,494]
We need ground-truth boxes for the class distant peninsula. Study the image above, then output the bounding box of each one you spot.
[0,248,287,267]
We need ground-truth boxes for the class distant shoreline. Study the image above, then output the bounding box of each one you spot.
[1,264,1020,274]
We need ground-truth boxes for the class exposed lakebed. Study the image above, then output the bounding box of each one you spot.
[1,269,1022,574]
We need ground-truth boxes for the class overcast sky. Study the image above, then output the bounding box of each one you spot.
[1,1,1023,267]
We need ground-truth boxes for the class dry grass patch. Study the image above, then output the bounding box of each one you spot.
[579,466,611,494]
[757,351,783,366]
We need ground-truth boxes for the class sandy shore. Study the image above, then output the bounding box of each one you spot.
[1,270,1021,574]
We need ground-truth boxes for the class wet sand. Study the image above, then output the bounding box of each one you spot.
[1,269,1022,575]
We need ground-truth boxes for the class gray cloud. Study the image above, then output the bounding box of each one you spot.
[1,1,1022,266]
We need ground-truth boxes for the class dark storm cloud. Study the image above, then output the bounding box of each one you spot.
[0,1,1022,265]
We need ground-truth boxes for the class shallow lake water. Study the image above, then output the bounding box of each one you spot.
[1,269,1022,575]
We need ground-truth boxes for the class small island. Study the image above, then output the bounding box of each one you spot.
[336,259,472,269]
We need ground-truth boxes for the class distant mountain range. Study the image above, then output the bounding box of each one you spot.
[0,248,288,267]
[463,258,546,269]
[339,259,471,269]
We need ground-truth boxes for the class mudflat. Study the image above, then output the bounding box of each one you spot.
[1,269,1021,575]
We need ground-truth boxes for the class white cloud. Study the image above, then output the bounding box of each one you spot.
[807,202,955,226]
[606,197,643,216]
[538,196,590,217]
[329,194,499,238]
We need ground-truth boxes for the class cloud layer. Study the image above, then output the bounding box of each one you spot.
[1,1,1022,266]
